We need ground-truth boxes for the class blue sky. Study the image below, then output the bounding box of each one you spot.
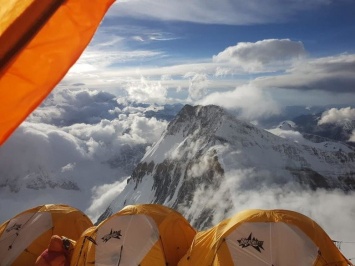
[61,0,355,120]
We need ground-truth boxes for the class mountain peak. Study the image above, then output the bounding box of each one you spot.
[166,104,226,136]
[101,105,355,228]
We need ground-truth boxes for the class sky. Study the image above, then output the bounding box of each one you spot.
[62,0,355,113]
[1,0,355,258]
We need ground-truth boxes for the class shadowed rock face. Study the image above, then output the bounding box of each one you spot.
[101,104,355,228]
[126,148,229,228]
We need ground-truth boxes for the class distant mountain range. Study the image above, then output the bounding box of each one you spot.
[99,105,355,228]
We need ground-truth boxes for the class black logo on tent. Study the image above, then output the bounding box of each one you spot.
[6,223,21,232]
[102,229,122,243]
[237,233,264,253]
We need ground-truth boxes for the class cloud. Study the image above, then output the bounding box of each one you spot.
[350,131,355,142]
[63,49,355,105]
[185,168,355,258]
[85,179,129,222]
[29,88,118,126]
[95,23,178,45]
[198,84,281,120]
[61,163,76,172]
[63,110,167,160]
[63,58,221,90]
[187,148,220,179]
[184,72,210,101]
[316,108,355,143]
[0,123,87,176]
[108,0,336,25]
[125,77,168,104]
[0,88,168,223]
[66,23,168,78]
[213,39,306,72]
[253,54,355,93]
[318,107,355,125]
[62,28,355,108]
[69,50,163,73]
[124,115,168,143]
[267,128,306,144]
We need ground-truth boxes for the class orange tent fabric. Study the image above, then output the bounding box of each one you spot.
[178,209,352,266]
[0,204,93,265]
[71,204,197,266]
[0,0,115,145]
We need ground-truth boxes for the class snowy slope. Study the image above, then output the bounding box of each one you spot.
[101,105,355,228]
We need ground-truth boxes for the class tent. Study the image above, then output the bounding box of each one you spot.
[70,204,197,266]
[0,204,93,265]
[0,0,115,145]
[178,209,352,266]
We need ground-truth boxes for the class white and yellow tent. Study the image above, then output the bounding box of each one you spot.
[0,204,93,265]
[178,209,352,266]
[70,204,197,266]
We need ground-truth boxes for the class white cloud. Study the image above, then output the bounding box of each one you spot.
[66,24,167,77]
[63,50,355,104]
[63,112,167,160]
[29,88,118,125]
[168,135,207,162]
[124,115,168,144]
[187,149,218,178]
[185,168,355,258]
[0,88,168,223]
[254,54,355,93]
[61,163,76,172]
[62,28,355,107]
[213,39,306,72]
[318,107,355,125]
[85,179,129,222]
[109,0,336,25]
[69,50,163,71]
[199,84,281,120]
[350,130,355,142]
[0,123,87,176]
[63,59,220,91]
[184,72,210,101]
[125,77,168,104]
[83,19,181,65]
[318,107,355,142]
[267,128,306,143]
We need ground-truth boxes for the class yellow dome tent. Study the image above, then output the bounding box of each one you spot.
[0,204,93,265]
[178,209,352,266]
[70,204,197,266]
[0,0,115,145]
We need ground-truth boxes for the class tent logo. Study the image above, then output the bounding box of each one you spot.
[6,223,22,232]
[102,229,122,243]
[237,233,264,253]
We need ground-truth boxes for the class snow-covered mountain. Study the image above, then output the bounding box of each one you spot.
[100,104,355,228]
